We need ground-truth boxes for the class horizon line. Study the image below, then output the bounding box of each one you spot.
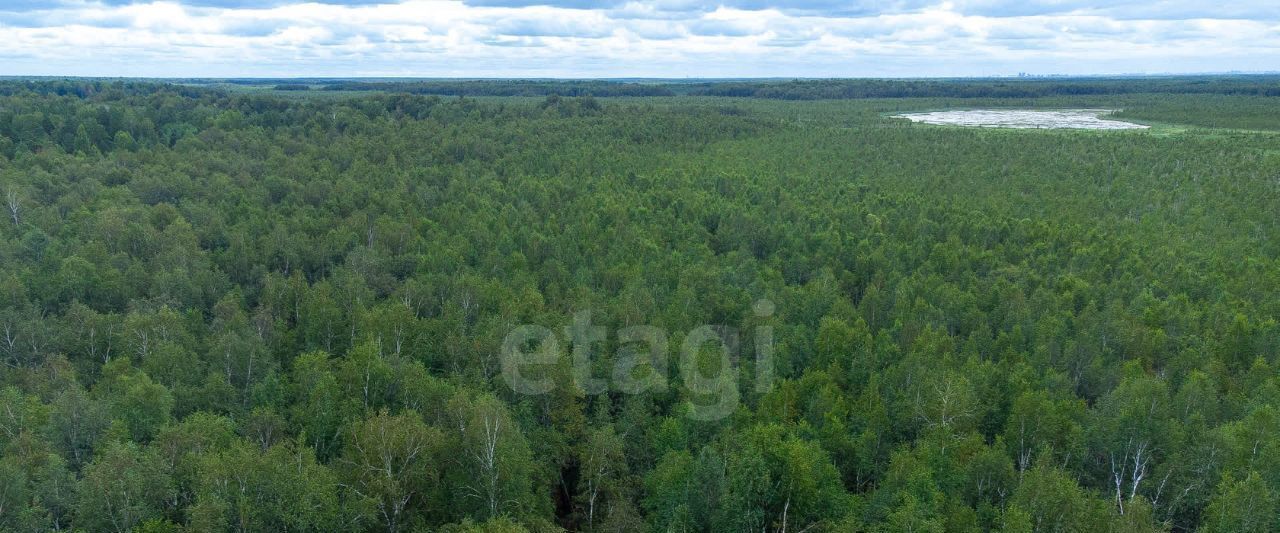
[3,71,1280,82]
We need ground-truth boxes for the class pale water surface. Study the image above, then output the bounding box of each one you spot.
[895,109,1149,130]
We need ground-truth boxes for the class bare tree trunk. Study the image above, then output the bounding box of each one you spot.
[5,188,19,226]
[481,415,501,518]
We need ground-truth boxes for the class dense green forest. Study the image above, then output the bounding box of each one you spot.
[1,79,1279,532]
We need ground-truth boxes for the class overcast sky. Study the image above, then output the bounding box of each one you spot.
[1,0,1277,78]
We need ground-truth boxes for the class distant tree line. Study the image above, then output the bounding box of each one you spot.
[320,80,678,97]
[679,77,1280,99]
[309,76,1280,100]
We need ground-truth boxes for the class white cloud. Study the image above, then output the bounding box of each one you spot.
[0,0,1276,77]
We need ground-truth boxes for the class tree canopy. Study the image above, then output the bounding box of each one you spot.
[0,78,1278,531]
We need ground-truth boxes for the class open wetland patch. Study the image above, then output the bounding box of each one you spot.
[895,109,1149,130]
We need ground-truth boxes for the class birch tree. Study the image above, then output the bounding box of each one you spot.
[340,410,442,532]
[445,393,533,522]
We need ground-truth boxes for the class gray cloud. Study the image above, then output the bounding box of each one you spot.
[687,19,758,37]
[761,35,818,47]
[220,19,290,37]
[480,35,550,46]
[494,18,612,38]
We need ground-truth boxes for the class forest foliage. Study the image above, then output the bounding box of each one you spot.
[0,79,1279,532]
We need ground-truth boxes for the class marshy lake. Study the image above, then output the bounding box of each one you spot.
[895,109,1150,130]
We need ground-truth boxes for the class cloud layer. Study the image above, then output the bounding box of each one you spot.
[1,0,1277,77]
